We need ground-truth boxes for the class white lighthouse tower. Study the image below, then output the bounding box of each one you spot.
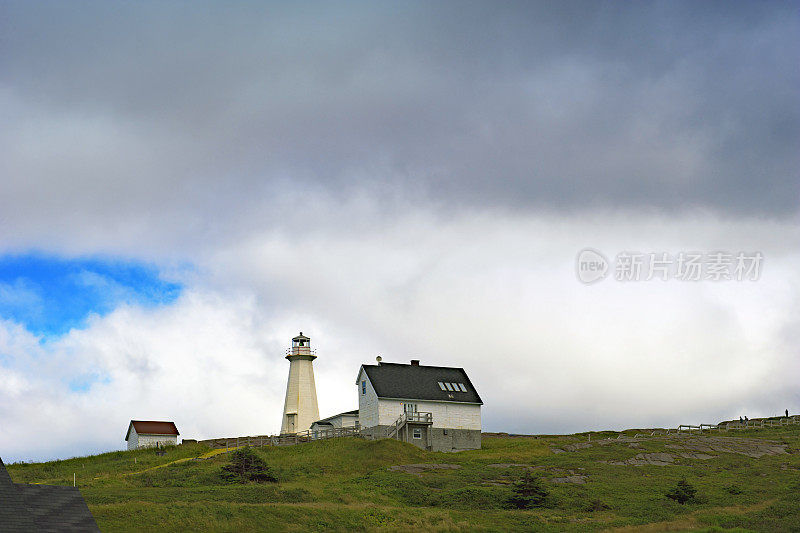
[280,332,320,435]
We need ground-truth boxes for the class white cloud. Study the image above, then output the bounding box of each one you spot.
[0,291,282,461]
[2,206,797,462]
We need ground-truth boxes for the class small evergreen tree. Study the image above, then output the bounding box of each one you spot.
[506,471,549,509]
[666,478,698,504]
[220,447,277,484]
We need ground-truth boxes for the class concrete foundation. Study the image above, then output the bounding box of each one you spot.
[361,425,481,452]
[429,428,481,452]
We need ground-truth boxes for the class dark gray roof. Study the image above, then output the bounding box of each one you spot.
[0,458,37,531]
[360,362,483,404]
[17,484,100,532]
[1,457,100,532]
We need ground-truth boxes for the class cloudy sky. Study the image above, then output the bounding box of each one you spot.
[0,1,798,462]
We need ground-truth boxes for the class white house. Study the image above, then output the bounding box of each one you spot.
[125,420,180,450]
[311,409,359,433]
[356,359,482,452]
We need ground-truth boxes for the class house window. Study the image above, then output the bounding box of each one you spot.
[361,380,366,395]
[457,383,467,392]
[438,381,446,390]
[445,383,454,391]
[412,428,422,439]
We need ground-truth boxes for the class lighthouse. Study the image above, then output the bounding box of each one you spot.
[280,332,320,435]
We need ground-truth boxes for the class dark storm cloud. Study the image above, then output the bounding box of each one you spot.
[1,1,797,221]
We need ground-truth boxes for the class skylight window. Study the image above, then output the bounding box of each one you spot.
[457,383,467,392]
[438,382,446,390]
[445,383,454,391]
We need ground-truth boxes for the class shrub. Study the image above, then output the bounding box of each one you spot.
[220,447,277,484]
[585,499,611,512]
[363,509,394,526]
[381,474,435,506]
[725,484,743,495]
[280,487,312,502]
[506,472,549,509]
[666,478,699,504]
[439,486,505,510]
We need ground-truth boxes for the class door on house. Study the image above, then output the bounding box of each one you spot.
[404,403,417,418]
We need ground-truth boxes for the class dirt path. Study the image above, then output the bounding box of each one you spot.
[88,446,243,481]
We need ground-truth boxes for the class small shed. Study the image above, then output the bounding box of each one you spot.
[125,420,180,450]
[311,409,359,433]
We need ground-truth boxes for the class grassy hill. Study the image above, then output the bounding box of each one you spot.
[6,425,800,532]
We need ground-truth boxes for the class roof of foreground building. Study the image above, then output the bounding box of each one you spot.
[0,457,100,532]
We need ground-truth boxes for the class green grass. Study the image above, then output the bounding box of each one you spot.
[7,426,800,532]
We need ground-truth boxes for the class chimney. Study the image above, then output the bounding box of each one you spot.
[410,359,420,366]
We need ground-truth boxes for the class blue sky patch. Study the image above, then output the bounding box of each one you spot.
[68,373,112,393]
[0,254,183,338]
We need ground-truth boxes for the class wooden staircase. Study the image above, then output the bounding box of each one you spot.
[387,412,433,440]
